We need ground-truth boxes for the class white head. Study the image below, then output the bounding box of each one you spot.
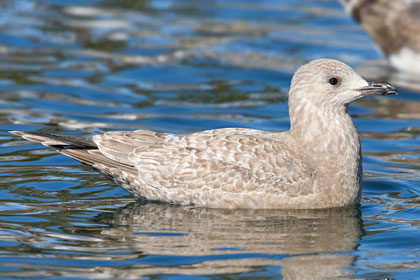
[288,59,397,129]
[289,59,396,107]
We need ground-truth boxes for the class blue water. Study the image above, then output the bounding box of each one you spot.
[0,0,419,279]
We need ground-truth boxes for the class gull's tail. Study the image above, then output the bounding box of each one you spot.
[9,131,97,150]
[9,130,103,167]
[9,131,135,174]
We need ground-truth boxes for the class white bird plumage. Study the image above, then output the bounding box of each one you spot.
[10,59,397,209]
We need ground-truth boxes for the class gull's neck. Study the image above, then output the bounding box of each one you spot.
[287,97,360,155]
[285,98,362,206]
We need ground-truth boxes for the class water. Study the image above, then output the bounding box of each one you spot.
[0,0,419,279]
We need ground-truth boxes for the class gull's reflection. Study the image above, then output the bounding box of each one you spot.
[94,202,363,279]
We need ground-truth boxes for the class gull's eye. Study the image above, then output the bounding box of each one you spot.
[329,77,339,85]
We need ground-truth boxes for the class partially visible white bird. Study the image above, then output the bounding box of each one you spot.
[340,0,420,74]
[10,59,397,209]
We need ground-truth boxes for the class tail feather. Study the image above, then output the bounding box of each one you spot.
[10,130,137,175]
[61,149,137,173]
[10,131,97,149]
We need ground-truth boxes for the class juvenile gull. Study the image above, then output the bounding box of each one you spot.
[10,59,397,209]
[340,0,420,73]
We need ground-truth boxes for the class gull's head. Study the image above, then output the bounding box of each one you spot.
[289,59,397,110]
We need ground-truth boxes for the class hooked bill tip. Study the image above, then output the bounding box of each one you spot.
[357,82,398,96]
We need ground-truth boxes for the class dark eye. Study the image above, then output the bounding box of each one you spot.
[329,77,338,85]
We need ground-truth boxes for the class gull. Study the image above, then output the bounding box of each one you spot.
[340,0,420,74]
[10,59,397,209]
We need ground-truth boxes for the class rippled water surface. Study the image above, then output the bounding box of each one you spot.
[0,0,419,279]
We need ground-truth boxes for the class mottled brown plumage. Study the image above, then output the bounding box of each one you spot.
[340,0,420,73]
[10,59,397,209]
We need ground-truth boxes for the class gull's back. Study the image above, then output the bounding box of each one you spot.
[92,128,317,209]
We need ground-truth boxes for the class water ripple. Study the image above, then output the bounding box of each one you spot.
[0,0,418,279]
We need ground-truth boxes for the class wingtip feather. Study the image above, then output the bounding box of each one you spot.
[9,130,25,136]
